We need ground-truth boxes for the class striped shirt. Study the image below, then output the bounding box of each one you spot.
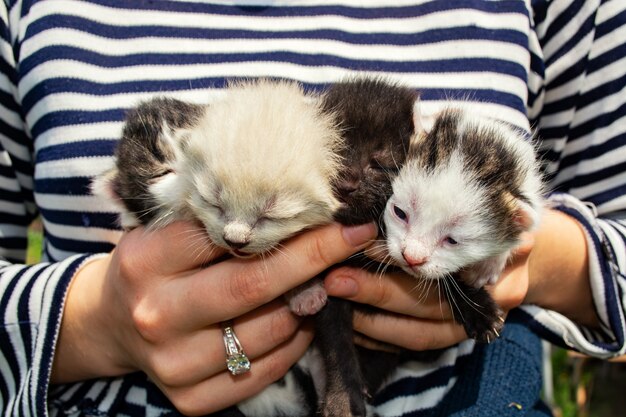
[0,0,624,416]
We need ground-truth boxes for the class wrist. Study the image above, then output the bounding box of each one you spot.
[524,208,599,328]
[51,254,134,384]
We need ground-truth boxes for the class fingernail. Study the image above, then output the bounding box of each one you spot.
[325,276,359,297]
[342,222,377,247]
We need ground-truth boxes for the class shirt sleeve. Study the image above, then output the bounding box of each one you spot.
[0,4,101,416]
[520,0,626,359]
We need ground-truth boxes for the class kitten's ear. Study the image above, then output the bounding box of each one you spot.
[91,168,143,230]
[409,98,429,153]
[159,121,187,160]
[412,97,426,135]
[91,168,121,201]
[512,198,540,231]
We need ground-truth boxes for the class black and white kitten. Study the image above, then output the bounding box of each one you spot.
[93,79,343,256]
[384,106,544,342]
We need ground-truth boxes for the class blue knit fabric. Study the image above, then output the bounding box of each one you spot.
[441,319,548,417]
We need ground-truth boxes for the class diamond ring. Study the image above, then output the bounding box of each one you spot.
[221,320,251,376]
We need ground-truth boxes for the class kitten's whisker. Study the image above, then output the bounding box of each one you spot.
[184,232,217,261]
[445,276,489,318]
[346,252,365,262]
[408,276,426,296]
[123,195,172,201]
[437,278,445,320]
[442,277,465,324]
[273,243,295,263]
[447,276,483,309]
[175,227,208,240]
[419,279,434,305]
[408,275,432,307]
[421,277,435,306]
[149,209,176,230]
[189,244,216,265]
[259,251,270,281]
[440,279,454,321]
[179,231,208,252]
[375,256,393,282]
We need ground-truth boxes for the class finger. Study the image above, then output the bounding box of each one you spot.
[483,231,533,312]
[510,231,534,256]
[488,251,531,312]
[352,310,467,351]
[324,266,454,320]
[158,323,315,416]
[168,222,377,328]
[144,301,303,387]
[353,333,401,353]
[119,221,227,276]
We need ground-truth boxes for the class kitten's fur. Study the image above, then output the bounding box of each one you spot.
[92,97,205,228]
[385,106,544,342]
[238,77,418,417]
[311,78,417,417]
[93,79,343,257]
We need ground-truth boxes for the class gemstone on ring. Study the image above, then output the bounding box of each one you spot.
[222,321,251,376]
[226,352,251,375]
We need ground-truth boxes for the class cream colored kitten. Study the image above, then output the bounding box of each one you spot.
[93,79,343,256]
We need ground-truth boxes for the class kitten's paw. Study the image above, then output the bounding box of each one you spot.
[463,270,497,289]
[286,282,328,316]
[465,307,506,344]
[449,282,506,344]
[462,254,509,288]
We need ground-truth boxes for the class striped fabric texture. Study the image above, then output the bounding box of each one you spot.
[0,0,624,416]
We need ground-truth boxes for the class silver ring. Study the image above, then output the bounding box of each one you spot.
[221,320,251,376]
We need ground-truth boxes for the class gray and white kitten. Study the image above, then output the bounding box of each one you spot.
[93,79,343,256]
[385,106,544,341]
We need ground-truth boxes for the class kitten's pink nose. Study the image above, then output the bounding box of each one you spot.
[223,237,249,249]
[402,252,428,267]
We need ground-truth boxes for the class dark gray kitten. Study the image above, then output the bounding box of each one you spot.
[305,77,418,417]
[315,78,417,417]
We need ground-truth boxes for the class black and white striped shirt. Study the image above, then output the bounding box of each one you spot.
[0,1,624,416]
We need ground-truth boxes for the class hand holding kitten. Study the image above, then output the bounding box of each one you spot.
[324,231,534,350]
[51,220,376,415]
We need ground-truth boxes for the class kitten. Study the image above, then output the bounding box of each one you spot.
[384,106,544,342]
[93,79,343,258]
[311,77,417,417]
[92,96,205,229]
[237,77,418,417]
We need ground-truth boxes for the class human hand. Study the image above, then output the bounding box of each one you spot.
[52,220,376,415]
[323,234,534,351]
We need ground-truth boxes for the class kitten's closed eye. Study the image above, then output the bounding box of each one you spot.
[370,158,399,173]
[149,168,174,181]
